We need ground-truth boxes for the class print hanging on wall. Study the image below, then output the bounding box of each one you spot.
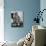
[11,10,24,27]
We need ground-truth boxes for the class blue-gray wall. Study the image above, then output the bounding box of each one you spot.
[4,0,40,42]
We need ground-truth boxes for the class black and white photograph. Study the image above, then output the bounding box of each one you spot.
[11,11,24,27]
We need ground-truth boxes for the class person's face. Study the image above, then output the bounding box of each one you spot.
[13,13,20,24]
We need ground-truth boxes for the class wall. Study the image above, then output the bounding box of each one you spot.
[4,0,40,42]
[0,8,4,42]
[40,0,46,27]
[0,0,4,42]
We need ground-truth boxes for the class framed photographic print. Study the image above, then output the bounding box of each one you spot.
[11,10,24,27]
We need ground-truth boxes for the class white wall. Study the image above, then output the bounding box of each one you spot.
[0,0,4,42]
